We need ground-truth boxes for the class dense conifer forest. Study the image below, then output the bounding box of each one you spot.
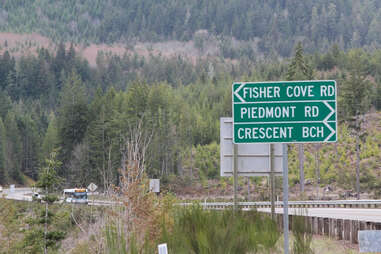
[0,0,379,196]
[2,0,381,56]
[0,43,380,194]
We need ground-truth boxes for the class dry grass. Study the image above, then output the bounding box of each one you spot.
[272,235,359,254]
[60,213,106,254]
[310,236,359,254]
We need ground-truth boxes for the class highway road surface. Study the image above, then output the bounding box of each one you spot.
[1,187,118,206]
[257,207,381,223]
[3,188,381,223]
[1,187,35,201]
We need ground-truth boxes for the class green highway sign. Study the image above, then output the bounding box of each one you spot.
[234,122,336,143]
[233,80,337,143]
[233,81,336,103]
[234,101,336,123]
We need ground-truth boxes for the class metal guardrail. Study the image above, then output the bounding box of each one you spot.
[88,200,123,206]
[3,187,381,209]
[179,200,381,209]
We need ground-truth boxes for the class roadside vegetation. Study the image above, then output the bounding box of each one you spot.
[1,197,361,253]
[160,206,280,254]
[0,198,104,254]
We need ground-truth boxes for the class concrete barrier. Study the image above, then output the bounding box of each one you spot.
[358,231,381,252]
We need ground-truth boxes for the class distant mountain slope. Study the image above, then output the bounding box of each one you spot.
[1,0,381,56]
[0,32,222,67]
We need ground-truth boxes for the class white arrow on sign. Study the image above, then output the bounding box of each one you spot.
[323,101,336,141]
[323,101,335,122]
[233,83,246,103]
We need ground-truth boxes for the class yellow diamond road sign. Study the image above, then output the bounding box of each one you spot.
[87,182,98,192]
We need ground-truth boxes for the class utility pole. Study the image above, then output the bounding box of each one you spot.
[299,144,304,194]
[283,144,289,254]
[355,114,362,200]
[356,135,360,200]
[315,144,321,200]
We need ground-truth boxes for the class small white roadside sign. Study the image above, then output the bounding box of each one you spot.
[158,243,168,254]
[359,230,381,253]
[149,179,160,193]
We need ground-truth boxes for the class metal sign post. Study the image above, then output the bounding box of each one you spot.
[233,144,238,211]
[87,183,98,208]
[230,80,337,254]
[282,144,289,254]
[270,144,275,220]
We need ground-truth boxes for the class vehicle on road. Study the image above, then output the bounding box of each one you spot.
[63,188,88,204]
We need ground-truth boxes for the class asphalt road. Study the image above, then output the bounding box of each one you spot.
[1,188,117,206]
[3,188,381,222]
[2,187,34,201]
[257,207,381,223]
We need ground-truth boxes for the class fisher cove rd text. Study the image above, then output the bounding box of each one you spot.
[241,84,335,99]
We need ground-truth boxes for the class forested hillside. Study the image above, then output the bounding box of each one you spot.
[0,42,380,195]
[0,0,380,197]
[2,2,381,253]
[2,0,381,56]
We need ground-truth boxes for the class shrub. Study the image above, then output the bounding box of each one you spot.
[160,205,280,254]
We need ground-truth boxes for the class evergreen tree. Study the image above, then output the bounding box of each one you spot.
[53,42,66,78]
[36,150,65,254]
[86,87,117,188]
[57,71,90,176]
[286,42,314,194]
[19,114,41,180]
[341,50,372,199]
[4,111,23,183]
[341,50,372,118]
[0,91,11,119]
[42,113,59,159]
[5,70,18,101]
[0,51,15,90]
[286,42,314,81]
[0,118,7,184]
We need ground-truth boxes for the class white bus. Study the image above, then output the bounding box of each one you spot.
[63,188,88,204]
